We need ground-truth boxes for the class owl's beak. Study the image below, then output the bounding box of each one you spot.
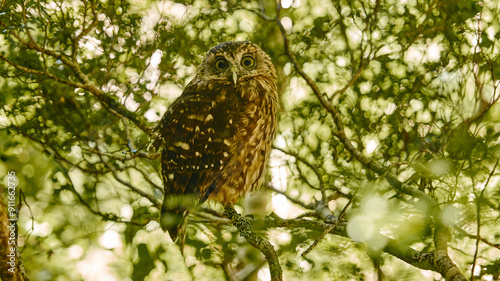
[232,71,238,85]
[231,66,238,86]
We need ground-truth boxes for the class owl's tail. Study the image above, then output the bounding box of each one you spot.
[160,204,189,253]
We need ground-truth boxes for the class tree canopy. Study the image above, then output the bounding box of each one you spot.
[1,0,499,280]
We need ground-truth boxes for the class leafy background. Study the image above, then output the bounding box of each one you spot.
[1,0,499,280]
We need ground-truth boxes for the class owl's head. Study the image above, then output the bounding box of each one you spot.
[192,41,277,99]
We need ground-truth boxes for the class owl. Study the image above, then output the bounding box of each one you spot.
[155,41,278,244]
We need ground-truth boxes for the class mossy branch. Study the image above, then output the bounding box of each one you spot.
[223,205,283,281]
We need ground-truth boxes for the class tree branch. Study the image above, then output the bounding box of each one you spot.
[274,3,467,280]
[0,25,152,135]
[274,2,437,209]
[223,205,283,281]
[264,212,467,278]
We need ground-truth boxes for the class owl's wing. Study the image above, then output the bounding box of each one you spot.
[156,84,239,240]
[157,85,240,198]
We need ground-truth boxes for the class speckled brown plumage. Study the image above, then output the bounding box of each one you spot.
[154,41,278,243]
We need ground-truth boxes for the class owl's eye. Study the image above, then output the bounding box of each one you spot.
[214,58,228,71]
[241,56,255,68]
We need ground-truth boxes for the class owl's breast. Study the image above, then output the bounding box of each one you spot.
[209,81,278,204]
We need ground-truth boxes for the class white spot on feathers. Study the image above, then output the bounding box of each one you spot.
[188,114,205,121]
[204,114,214,123]
[174,142,190,150]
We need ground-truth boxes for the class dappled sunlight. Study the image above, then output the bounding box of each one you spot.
[99,229,122,249]
[76,249,121,281]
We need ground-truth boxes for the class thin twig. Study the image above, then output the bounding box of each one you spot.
[302,195,353,257]
[272,145,328,200]
[454,227,500,250]
[98,154,161,209]
[471,160,499,280]
[265,183,313,210]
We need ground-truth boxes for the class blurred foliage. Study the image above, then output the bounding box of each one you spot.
[1,0,500,280]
